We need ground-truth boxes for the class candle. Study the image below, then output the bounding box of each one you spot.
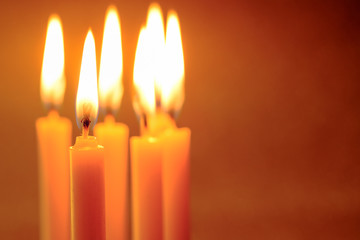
[131,5,165,240]
[36,14,72,240]
[70,29,105,240]
[131,4,191,240]
[162,12,191,240]
[162,129,190,240]
[93,6,129,240]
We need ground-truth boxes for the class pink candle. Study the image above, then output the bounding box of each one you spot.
[70,136,105,240]
[70,29,105,240]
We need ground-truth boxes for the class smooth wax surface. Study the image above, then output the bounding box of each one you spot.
[162,127,191,240]
[145,113,192,240]
[131,113,191,240]
[131,136,163,240]
[130,113,176,240]
[94,115,129,240]
[36,110,72,240]
[70,136,105,240]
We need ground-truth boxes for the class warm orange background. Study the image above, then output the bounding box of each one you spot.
[0,0,359,239]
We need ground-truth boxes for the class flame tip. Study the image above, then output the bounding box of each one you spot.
[106,5,118,12]
[149,2,161,8]
[48,13,60,20]
[133,3,185,117]
[147,3,164,21]
[99,3,123,111]
[76,27,99,130]
[167,10,178,16]
[41,14,65,108]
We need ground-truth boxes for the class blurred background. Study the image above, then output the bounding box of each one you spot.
[0,0,360,239]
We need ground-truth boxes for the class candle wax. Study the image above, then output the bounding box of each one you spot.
[94,115,129,240]
[131,112,191,240]
[36,110,72,240]
[70,136,105,240]
[162,127,191,240]
[131,136,163,240]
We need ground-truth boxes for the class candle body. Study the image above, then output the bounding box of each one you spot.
[131,137,163,240]
[131,113,191,240]
[162,128,191,240]
[36,111,72,240]
[94,115,129,240]
[70,136,105,240]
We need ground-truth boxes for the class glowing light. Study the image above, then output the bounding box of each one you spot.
[133,27,155,115]
[41,14,65,109]
[76,30,99,130]
[146,3,166,94]
[98,5,123,113]
[133,4,166,116]
[162,11,185,113]
[132,6,185,117]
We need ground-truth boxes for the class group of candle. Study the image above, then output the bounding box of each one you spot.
[36,3,190,240]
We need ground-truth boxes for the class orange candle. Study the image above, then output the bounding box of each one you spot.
[94,116,128,240]
[94,6,129,240]
[131,5,165,240]
[70,29,105,240]
[36,14,71,240]
[131,136,163,240]
[162,128,190,240]
[144,115,191,240]
[131,4,190,240]
[134,114,191,240]
[162,12,191,240]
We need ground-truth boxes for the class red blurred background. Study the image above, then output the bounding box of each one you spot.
[0,0,359,239]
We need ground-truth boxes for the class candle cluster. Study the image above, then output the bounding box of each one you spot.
[36,3,190,240]
[132,4,190,240]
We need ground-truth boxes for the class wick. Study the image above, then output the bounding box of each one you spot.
[105,106,112,117]
[81,116,91,138]
[168,110,176,120]
[49,104,56,113]
[156,98,161,109]
[142,114,148,128]
[155,86,162,109]
[140,113,148,136]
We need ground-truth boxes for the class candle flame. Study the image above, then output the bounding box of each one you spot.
[41,14,65,109]
[98,5,123,114]
[76,30,99,130]
[133,27,155,116]
[133,5,185,118]
[133,3,165,116]
[162,11,185,114]
[146,3,166,96]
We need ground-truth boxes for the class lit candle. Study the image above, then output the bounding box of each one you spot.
[70,29,105,240]
[131,4,191,240]
[131,4,165,240]
[36,14,72,240]
[162,11,191,240]
[93,5,129,240]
